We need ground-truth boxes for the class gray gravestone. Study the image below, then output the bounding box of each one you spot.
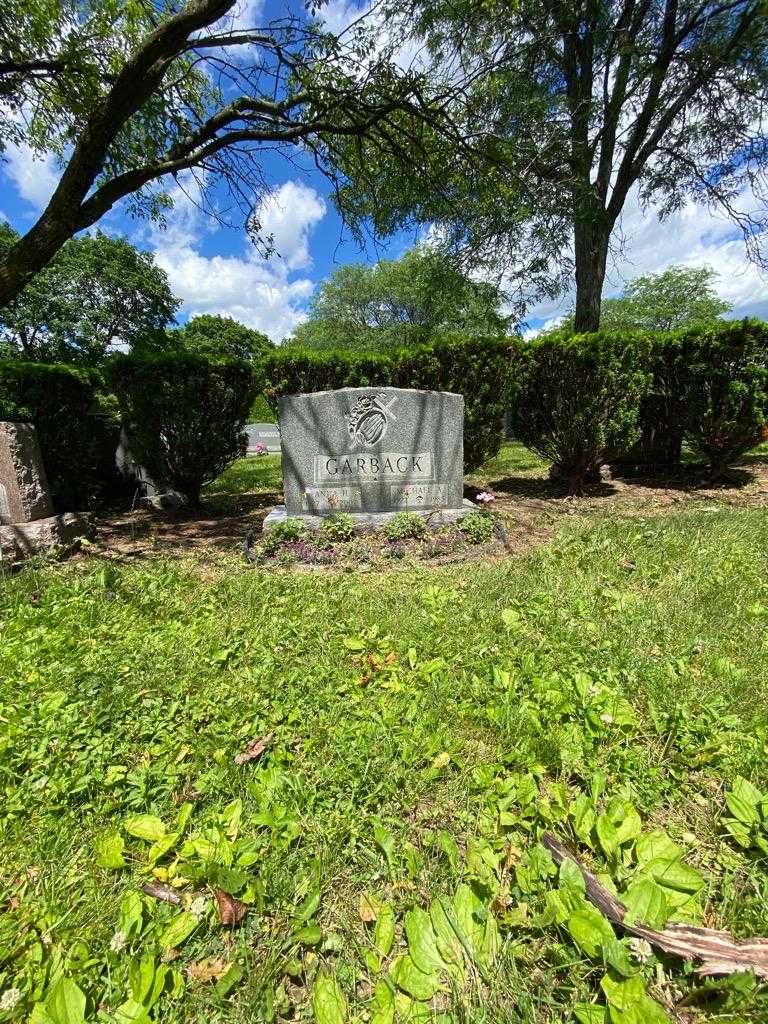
[264,387,468,529]
[246,423,281,454]
[0,422,53,524]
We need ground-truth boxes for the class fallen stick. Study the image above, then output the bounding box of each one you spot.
[541,832,768,979]
[141,881,183,905]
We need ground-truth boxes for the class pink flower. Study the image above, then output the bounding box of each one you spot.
[476,491,496,504]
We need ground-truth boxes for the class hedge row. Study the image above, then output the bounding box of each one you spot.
[261,333,512,471]
[0,362,124,511]
[509,319,768,488]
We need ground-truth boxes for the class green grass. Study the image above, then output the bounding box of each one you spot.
[204,454,283,497]
[1,463,768,1022]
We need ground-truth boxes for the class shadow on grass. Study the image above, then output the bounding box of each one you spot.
[612,464,757,492]
[466,478,619,501]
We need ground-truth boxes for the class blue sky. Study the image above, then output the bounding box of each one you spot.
[1,0,766,341]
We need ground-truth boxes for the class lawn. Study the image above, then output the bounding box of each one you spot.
[1,448,768,1023]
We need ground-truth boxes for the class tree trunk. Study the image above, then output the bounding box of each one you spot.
[573,219,610,334]
[0,214,77,309]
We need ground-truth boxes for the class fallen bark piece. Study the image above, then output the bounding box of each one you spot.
[234,731,274,765]
[542,832,768,979]
[142,881,183,905]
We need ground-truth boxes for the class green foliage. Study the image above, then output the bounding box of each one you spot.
[508,333,651,490]
[0,225,179,364]
[320,513,356,543]
[554,267,733,337]
[457,510,494,544]
[263,333,512,471]
[285,245,511,350]
[2,504,768,1019]
[384,511,427,540]
[678,320,768,473]
[249,393,276,423]
[108,352,254,502]
[0,360,122,510]
[170,314,274,364]
[722,776,768,854]
[262,517,309,555]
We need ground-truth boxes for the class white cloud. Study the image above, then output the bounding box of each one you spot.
[526,187,768,326]
[148,179,326,342]
[3,141,60,209]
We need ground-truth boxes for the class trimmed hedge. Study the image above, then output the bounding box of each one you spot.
[108,352,255,502]
[262,334,512,471]
[508,332,651,489]
[0,361,121,511]
[679,319,768,473]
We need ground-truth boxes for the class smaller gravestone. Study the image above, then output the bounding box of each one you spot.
[0,422,53,524]
[0,422,93,562]
[246,423,281,454]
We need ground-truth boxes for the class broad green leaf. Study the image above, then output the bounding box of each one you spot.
[571,794,596,848]
[452,884,485,957]
[374,905,395,956]
[559,857,586,896]
[731,776,764,809]
[112,999,152,1023]
[148,831,180,866]
[622,878,669,930]
[158,911,199,949]
[129,953,166,1008]
[291,925,322,946]
[373,825,396,875]
[404,907,448,975]
[119,891,144,940]
[645,857,703,894]
[634,831,682,867]
[723,817,754,848]
[370,980,395,1024]
[567,904,615,958]
[213,964,243,1000]
[725,792,759,826]
[429,898,464,967]
[574,1005,609,1024]
[95,832,126,869]
[602,938,639,977]
[596,814,619,859]
[501,608,520,628]
[125,815,166,843]
[600,973,646,1011]
[613,806,642,847]
[44,978,87,1024]
[389,954,441,1000]
[438,831,459,872]
[313,972,347,1024]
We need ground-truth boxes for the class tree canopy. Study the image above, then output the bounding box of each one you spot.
[549,265,733,335]
[333,0,768,331]
[285,245,511,350]
[171,314,273,362]
[0,224,179,363]
[0,0,469,310]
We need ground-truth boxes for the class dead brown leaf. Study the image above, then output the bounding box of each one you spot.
[215,889,248,927]
[542,832,768,979]
[187,957,230,983]
[234,731,274,766]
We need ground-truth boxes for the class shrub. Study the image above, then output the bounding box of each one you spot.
[610,334,686,468]
[508,333,650,490]
[261,517,308,555]
[457,510,495,543]
[679,320,768,473]
[384,511,427,541]
[108,352,254,503]
[261,333,512,471]
[0,361,122,511]
[319,512,356,543]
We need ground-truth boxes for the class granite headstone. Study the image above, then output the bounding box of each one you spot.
[0,421,53,524]
[265,387,467,529]
[246,423,281,454]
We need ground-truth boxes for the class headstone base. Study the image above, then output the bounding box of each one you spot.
[263,501,476,533]
[0,512,94,563]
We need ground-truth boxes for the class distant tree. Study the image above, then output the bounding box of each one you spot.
[549,266,732,335]
[0,224,179,363]
[173,314,273,363]
[285,246,511,350]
